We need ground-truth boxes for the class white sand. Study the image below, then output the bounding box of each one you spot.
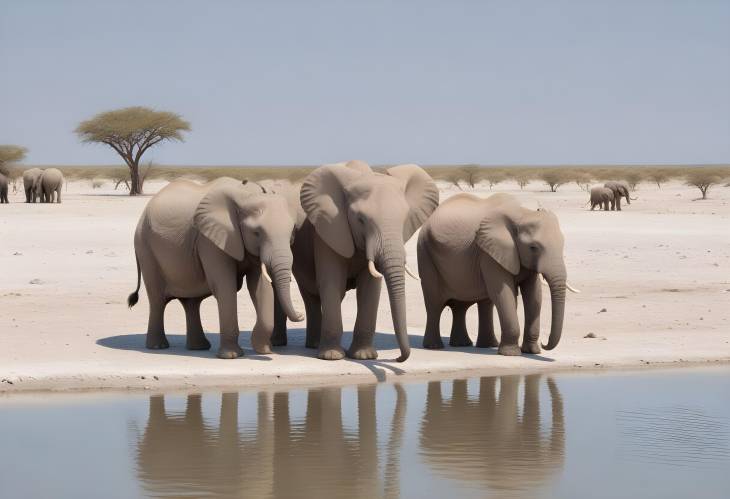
[1,177,729,393]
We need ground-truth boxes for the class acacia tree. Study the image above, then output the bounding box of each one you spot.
[572,171,593,192]
[539,170,570,192]
[622,171,644,191]
[75,107,190,195]
[0,145,27,176]
[647,170,670,189]
[685,169,722,199]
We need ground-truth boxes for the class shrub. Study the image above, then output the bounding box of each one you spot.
[539,170,571,192]
[685,169,723,199]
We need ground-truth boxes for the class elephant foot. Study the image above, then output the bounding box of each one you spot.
[423,337,445,349]
[186,336,211,351]
[146,335,169,350]
[476,336,499,348]
[251,339,273,355]
[347,345,378,360]
[217,345,245,359]
[318,345,345,360]
[521,341,541,354]
[497,343,522,356]
[449,335,473,347]
[270,331,287,347]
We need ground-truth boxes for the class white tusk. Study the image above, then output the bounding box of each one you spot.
[261,263,273,284]
[540,274,549,287]
[566,282,581,293]
[404,264,420,281]
[368,260,383,279]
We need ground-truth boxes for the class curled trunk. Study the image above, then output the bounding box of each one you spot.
[268,249,303,322]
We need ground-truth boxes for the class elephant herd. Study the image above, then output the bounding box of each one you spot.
[0,167,65,204]
[589,180,636,211]
[129,160,578,362]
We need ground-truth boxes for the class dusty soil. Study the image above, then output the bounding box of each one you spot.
[1,177,729,393]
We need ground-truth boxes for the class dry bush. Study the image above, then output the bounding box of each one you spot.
[0,145,28,176]
[91,179,104,189]
[621,171,645,191]
[481,170,508,190]
[685,168,724,199]
[571,171,594,191]
[538,170,572,192]
[647,170,670,188]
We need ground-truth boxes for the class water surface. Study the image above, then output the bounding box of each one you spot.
[1,367,728,498]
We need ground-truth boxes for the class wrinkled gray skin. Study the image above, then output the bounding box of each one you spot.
[127,177,303,359]
[23,168,43,202]
[34,167,64,203]
[0,173,8,203]
[418,193,568,355]
[273,161,439,362]
[420,375,564,491]
[589,186,614,211]
[604,180,634,210]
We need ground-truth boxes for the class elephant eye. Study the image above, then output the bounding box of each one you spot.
[358,216,365,225]
[254,231,260,238]
[529,244,539,252]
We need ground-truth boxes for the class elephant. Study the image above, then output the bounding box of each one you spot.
[420,375,565,494]
[272,160,440,361]
[135,384,407,499]
[589,186,614,210]
[0,173,8,203]
[22,167,42,202]
[603,180,635,210]
[34,167,64,203]
[127,177,304,358]
[417,192,577,355]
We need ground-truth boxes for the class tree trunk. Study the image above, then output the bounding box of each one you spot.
[129,162,142,196]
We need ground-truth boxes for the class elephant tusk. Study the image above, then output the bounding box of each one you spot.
[540,274,549,287]
[368,260,383,279]
[404,264,420,281]
[261,263,273,284]
[566,282,581,293]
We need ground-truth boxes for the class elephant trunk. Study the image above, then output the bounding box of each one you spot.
[541,265,567,351]
[378,233,410,362]
[267,248,304,322]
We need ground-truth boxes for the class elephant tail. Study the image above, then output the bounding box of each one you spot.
[127,253,141,308]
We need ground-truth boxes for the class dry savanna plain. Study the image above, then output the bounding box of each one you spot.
[1,173,729,393]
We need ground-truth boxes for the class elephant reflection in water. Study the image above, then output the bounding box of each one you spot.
[136,384,406,499]
[420,375,565,496]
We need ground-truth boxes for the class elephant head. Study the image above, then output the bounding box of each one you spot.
[477,195,568,350]
[194,180,304,322]
[604,180,635,204]
[300,161,439,361]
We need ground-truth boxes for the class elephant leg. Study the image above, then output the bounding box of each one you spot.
[199,241,244,359]
[616,196,622,211]
[418,245,445,349]
[476,299,499,347]
[449,301,473,347]
[347,270,382,359]
[56,187,62,203]
[246,264,275,355]
[302,289,322,349]
[603,200,609,211]
[180,297,210,350]
[519,273,542,354]
[271,295,287,347]
[481,257,521,356]
[314,236,347,360]
[145,294,169,349]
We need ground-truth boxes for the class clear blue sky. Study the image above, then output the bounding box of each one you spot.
[1,0,728,166]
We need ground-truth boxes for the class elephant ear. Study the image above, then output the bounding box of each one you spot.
[300,162,368,258]
[193,182,247,261]
[386,164,440,242]
[476,210,520,275]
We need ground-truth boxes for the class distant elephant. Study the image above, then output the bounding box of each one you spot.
[604,180,635,210]
[135,384,407,499]
[418,193,576,355]
[22,168,43,202]
[589,186,614,210]
[420,375,564,493]
[274,160,439,361]
[0,173,8,203]
[127,177,304,358]
[35,167,64,203]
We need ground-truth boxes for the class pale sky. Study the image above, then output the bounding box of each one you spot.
[1,0,728,166]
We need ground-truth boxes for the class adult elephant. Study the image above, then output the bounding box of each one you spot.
[589,186,614,211]
[275,160,439,361]
[22,167,43,202]
[604,180,635,210]
[420,375,565,494]
[35,167,64,203]
[418,193,578,355]
[127,177,304,358]
[0,173,8,203]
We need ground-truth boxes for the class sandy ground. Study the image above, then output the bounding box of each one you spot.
[1,177,729,393]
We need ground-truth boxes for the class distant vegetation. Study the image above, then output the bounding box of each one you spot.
[0,145,28,177]
[14,164,730,198]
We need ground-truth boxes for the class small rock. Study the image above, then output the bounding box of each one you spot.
[86,250,94,254]
[584,333,598,338]
[598,308,607,313]
[153,376,159,381]
[13,252,22,256]
[29,278,44,285]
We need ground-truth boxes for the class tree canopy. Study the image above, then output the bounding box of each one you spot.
[0,145,28,176]
[75,107,190,195]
